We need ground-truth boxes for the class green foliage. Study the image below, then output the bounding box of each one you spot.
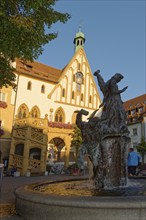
[70,125,82,148]
[0,0,70,88]
[136,137,146,164]
[70,125,82,159]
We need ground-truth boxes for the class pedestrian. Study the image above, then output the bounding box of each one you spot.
[127,148,141,176]
[10,165,17,177]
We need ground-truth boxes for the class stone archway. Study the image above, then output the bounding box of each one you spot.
[49,138,65,163]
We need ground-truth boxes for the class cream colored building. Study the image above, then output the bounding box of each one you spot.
[0,30,102,175]
[0,86,15,163]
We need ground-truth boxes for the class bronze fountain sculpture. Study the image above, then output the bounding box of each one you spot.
[75,70,130,189]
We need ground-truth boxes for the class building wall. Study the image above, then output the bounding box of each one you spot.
[1,47,102,168]
[14,75,54,118]
[0,86,15,162]
[14,49,101,124]
[128,123,142,147]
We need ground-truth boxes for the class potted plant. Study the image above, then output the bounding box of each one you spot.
[68,163,80,176]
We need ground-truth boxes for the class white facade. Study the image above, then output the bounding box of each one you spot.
[128,123,142,148]
[13,48,101,125]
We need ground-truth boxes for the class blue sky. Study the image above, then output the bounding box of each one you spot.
[37,0,146,102]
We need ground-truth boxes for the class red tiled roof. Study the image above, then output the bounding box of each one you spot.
[124,94,146,110]
[15,59,63,83]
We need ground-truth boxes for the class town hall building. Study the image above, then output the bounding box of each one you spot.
[0,30,102,175]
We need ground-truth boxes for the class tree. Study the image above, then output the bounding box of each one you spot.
[0,0,70,88]
[70,125,82,160]
[136,137,146,164]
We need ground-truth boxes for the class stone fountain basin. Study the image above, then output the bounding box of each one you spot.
[15,180,146,220]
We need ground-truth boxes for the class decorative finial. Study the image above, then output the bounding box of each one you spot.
[79,20,83,32]
[79,24,81,32]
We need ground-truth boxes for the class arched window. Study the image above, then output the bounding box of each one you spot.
[30,106,40,118]
[62,88,65,97]
[27,81,32,90]
[49,138,65,162]
[54,108,65,123]
[17,104,29,119]
[41,85,45,93]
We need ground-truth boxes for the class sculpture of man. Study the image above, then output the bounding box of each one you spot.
[75,71,130,188]
[94,70,129,135]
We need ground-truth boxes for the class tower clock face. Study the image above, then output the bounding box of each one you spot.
[76,72,83,84]
[75,72,83,92]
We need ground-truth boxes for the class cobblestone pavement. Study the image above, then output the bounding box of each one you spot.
[0,174,86,219]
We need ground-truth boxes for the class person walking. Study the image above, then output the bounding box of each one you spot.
[127,148,141,176]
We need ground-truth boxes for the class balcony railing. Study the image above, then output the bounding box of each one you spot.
[14,117,48,128]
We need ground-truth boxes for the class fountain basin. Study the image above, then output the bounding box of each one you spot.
[15,179,146,220]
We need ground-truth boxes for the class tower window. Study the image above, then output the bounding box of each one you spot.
[81,93,84,101]
[72,91,75,99]
[62,88,65,97]
[89,95,92,103]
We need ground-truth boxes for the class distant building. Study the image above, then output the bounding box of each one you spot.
[124,94,146,162]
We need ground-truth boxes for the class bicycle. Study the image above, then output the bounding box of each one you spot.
[50,164,65,175]
[136,164,146,177]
